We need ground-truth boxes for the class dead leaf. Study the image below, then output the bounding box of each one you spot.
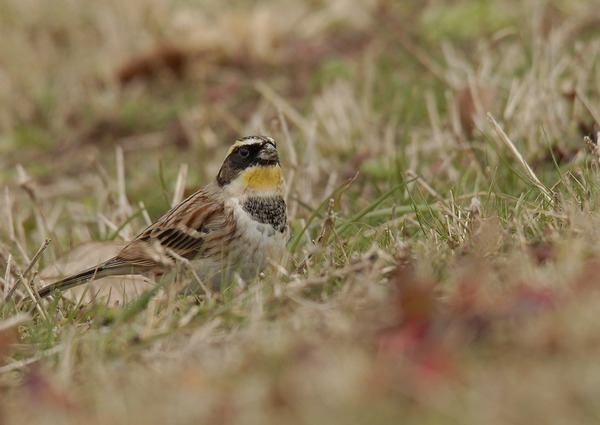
[117,45,190,85]
[393,259,437,325]
[457,84,497,138]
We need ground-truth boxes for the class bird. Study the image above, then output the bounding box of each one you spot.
[38,135,288,298]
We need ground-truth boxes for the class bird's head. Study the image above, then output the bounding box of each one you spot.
[217,136,284,197]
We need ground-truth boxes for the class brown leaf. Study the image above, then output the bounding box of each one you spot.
[0,313,29,361]
[117,45,190,85]
[457,84,497,138]
[393,259,437,325]
[527,241,555,264]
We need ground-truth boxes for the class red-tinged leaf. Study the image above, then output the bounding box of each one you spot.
[377,325,457,394]
[411,345,456,390]
[527,242,556,264]
[374,259,475,394]
[378,322,430,356]
[21,366,80,412]
[508,286,557,318]
[393,259,437,325]
[379,259,445,356]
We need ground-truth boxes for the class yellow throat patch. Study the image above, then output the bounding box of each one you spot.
[240,165,283,191]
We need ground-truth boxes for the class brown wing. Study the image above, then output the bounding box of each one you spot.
[38,187,229,298]
[111,186,228,271]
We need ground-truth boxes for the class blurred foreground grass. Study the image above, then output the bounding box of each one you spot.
[1,0,600,424]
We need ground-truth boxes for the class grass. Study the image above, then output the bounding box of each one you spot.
[1,0,600,423]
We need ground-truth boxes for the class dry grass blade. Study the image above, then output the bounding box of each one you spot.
[316,198,336,247]
[584,135,600,164]
[487,112,554,204]
[3,239,51,304]
[294,198,337,274]
[163,248,212,297]
[255,81,311,133]
[0,345,62,374]
[3,254,11,300]
[172,163,189,207]
[576,89,600,127]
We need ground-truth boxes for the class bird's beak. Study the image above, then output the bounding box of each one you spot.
[258,143,279,162]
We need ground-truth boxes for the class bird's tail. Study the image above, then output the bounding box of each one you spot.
[38,258,133,298]
[37,263,110,298]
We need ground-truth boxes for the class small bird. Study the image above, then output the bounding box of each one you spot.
[38,135,288,298]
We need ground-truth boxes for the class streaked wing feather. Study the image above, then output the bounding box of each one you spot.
[116,188,226,265]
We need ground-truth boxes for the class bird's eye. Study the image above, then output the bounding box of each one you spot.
[239,147,250,158]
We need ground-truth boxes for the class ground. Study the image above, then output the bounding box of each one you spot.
[1,0,600,424]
